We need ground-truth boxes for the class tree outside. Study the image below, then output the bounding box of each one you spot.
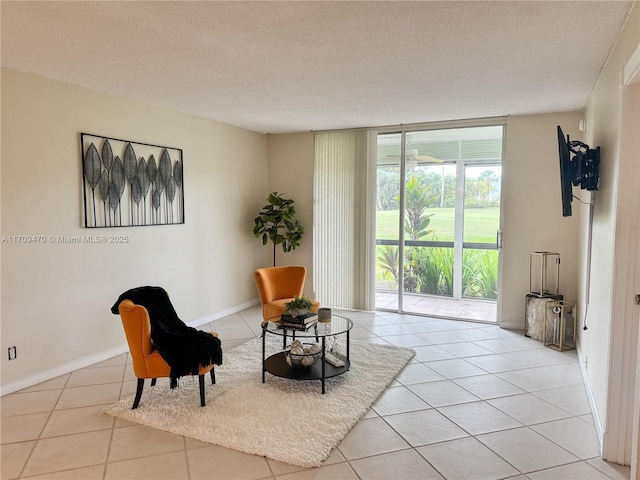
[376,168,500,300]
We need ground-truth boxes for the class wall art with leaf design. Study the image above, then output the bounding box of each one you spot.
[80,133,184,228]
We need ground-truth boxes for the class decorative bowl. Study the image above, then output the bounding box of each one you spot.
[286,342,322,368]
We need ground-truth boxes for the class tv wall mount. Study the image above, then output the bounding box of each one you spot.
[566,136,600,191]
[557,125,601,217]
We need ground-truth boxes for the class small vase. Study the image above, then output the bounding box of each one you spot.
[318,307,332,322]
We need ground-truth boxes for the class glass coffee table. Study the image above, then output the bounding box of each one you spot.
[262,313,353,394]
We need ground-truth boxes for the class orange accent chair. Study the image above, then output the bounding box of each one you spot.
[117,299,219,409]
[254,266,320,321]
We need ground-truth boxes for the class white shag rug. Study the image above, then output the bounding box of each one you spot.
[104,336,414,467]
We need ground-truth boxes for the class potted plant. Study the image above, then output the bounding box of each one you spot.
[253,192,304,267]
[283,296,314,317]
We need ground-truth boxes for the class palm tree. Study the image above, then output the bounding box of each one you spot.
[477,170,498,205]
[404,176,434,240]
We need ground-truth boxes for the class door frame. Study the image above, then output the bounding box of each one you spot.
[604,78,640,467]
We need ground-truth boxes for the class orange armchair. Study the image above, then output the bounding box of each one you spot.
[117,299,219,409]
[254,266,320,320]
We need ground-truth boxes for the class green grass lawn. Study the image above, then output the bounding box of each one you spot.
[376,207,500,243]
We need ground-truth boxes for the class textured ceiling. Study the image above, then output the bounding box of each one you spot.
[1,1,634,134]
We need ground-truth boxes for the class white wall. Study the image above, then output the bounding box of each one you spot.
[580,2,640,461]
[501,111,584,329]
[266,132,316,296]
[1,68,270,391]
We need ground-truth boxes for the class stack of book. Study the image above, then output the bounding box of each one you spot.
[276,313,318,331]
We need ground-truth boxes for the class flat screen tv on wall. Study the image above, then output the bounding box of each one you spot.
[557,126,600,217]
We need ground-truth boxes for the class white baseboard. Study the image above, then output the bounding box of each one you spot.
[0,345,129,396]
[0,298,261,396]
[577,341,605,454]
[189,298,260,328]
[497,319,524,331]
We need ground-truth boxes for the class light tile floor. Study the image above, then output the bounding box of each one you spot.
[1,306,632,480]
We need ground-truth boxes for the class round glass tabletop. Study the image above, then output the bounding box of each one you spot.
[264,313,353,338]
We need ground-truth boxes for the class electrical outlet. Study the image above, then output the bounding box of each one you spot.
[8,346,17,360]
[584,356,588,370]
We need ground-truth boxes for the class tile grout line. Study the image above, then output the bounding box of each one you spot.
[15,372,72,479]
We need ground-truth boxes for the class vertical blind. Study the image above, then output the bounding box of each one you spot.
[313,131,375,310]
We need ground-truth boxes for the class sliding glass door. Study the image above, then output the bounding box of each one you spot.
[374,125,504,322]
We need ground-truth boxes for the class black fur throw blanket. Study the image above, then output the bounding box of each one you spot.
[111,286,223,388]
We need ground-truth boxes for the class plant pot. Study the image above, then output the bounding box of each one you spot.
[287,308,309,318]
